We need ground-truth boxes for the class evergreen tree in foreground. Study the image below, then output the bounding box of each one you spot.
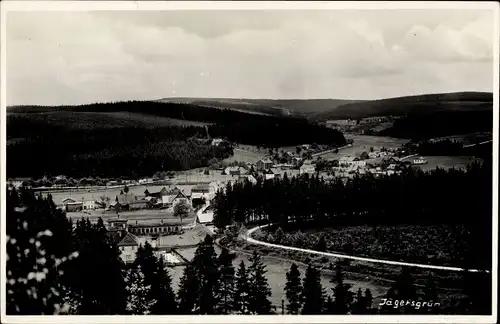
[301,264,324,314]
[177,264,198,314]
[124,265,155,315]
[284,263,303,314]
[330,262,354,314]
[216,248,236,314]
[5,187,78,315]
[150,257,178,314]
[248,251,274,314]
[191,235,220,314]
[234,261,251,314]
[134,243,178,314]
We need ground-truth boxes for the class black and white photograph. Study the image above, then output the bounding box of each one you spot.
[1,1,498,323]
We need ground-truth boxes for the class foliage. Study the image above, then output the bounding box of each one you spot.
[124,266,155,315]
[174,199,191,222]
[216,248,237,314]
[301,264,325,314]
[284,263,303,314]
[233,261,251,314]
[213,161,492,269]
[248,251,274,314]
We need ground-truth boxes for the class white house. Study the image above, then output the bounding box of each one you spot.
[413,157,428,165]
[118,232,139,264]
[191,182,218,201]
[82,200,96,210]
[211,138,224,146]
[300,163,316,175]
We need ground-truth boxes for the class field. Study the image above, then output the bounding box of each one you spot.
[415,156,481,172]
[321,134,407,160]
[223,147,267,163]
[253,224,484,269]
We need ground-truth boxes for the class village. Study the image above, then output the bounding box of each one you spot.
[7,135,432,270]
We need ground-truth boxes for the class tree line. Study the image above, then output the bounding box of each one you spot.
[378,110,492,140]
[7,116,233,178]
[213,161,492,270]
[6,186,490,315]
[7,103,345,178]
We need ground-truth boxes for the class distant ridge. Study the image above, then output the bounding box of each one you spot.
[310,91,493,121]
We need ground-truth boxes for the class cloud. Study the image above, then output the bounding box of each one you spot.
[5,9,495,105]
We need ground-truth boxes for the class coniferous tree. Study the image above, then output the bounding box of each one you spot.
[233,261,251,314]
[216,248,236,314]
[284,263,302,314]
[150,257,178,315]
[177,264,198,314]
[352,288,367,314]
[301,264,325,314]
[191,235,220,314]
[364,288,374,314]
[248,251,274,314]
[381,267,416,314]
[330,262,354,314]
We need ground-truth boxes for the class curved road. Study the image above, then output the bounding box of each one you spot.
[245,224,489,274]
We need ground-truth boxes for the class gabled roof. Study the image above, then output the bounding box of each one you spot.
[118,232,139,247]
[116,193,138,205]
[62,197,77,203]
[258,158,273,164]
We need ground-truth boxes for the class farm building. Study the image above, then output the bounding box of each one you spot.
[62,198,83,212]
[191,182,218,201]
[292,157,303,167]
[300,163,316,175]
[413,157,428,165]
[115,193,149,211]
[224,166,248,176]
[238,174,257,185]
[256,158,274,171]
[128,220,183,237]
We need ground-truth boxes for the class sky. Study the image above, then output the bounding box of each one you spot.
[6,9,496,106]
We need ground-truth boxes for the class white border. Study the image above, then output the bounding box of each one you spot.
[0,1,498,324]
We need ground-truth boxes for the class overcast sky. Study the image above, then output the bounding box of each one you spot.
[6,9,495,106]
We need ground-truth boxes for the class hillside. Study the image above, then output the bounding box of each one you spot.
[7,100,347,178]
[157,97,363,119]
[311,92,493,121]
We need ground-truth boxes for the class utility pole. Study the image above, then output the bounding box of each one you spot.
[281,299,285,315]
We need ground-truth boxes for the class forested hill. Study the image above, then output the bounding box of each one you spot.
[8,100,346,147]
[311,91,493,121]
[7,100,346,178]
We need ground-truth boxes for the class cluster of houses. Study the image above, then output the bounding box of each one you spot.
[60,182,224,213]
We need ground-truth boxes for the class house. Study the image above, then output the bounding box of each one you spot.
[128,219,183,237]
[413,157,428,165]
[62,197,83,212]
[145,187,169,199]
[301,144,311,150]
[300,163,316,175]
[292,157,303,167]
[118,232,140,264]
[238,174,257,185]
[82,200,96,210]
[387,164,397,170]
[161,191,191,209]
[197,206,214,225]
[256,158,274,171]
[191,182,218,201]
[264,168,280,180]
[224,166,247,176]
[115,193,149,211]
[108,217,128,231]
[211,138,224,146]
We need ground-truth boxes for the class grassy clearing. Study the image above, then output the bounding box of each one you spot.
[223,148,267,163]
[158,225,208,247]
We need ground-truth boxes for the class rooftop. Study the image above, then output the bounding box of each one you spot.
[118,232,139,247]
